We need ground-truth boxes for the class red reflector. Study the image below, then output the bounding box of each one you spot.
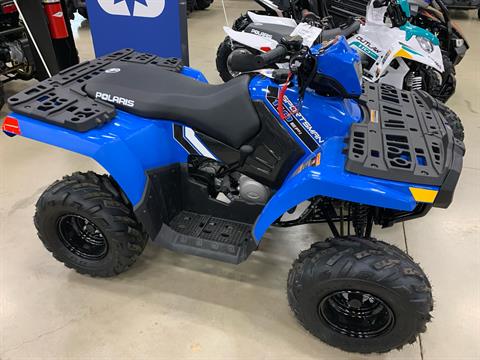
[260,46,271,52]
[2,116,21,135]
[2,3,17,14]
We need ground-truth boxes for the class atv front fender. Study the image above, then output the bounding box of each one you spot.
[252,138,436,241]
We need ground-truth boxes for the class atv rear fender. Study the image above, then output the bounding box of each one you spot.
[4,111,189,207]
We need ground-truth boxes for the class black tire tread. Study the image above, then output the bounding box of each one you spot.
[34,171,147,277]
[430,54,456,103]
[216,37,234,82]
[438,103,465,141]
[287,237,433,353]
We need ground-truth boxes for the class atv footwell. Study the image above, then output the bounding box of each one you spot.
[154,211,256,264]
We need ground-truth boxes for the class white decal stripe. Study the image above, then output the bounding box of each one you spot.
[183,127,217,160]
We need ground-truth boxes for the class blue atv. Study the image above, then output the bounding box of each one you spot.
[2,37,464,353]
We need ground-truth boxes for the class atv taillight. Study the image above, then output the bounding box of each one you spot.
[2,2,17,14]
[260,46,271,52]
[2,116,21,136]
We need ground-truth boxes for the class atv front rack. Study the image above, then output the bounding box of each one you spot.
[7,49,183,132]
[346,84,464,205]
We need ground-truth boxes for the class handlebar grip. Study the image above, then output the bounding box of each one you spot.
[228,45,288,73]
[258,45,288,66]
[319,21,361,42]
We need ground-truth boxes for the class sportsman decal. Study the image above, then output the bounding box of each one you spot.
[267,87,323,152]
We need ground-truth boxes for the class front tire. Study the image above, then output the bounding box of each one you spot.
[427,55,456,103]
[34,172,147,277]
[287,237,432,353]
[437,103,465,141]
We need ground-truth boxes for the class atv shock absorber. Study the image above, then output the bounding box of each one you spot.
[405,72,423,91]
[351,204,370,237]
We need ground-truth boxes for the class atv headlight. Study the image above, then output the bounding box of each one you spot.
[416,36,434,53]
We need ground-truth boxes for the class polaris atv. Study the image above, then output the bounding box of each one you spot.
[2,36,465,353]
[232,0,469,70]
[216,12,360,81]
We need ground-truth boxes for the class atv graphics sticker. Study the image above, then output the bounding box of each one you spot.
[267,87,323,152]
[95,92,135,107]
[349,35,382,60]
[293,152,322,176]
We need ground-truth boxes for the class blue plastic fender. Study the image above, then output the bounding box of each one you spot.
[3,65,206,207]
[8,111,189,207]
[252,137,439,241]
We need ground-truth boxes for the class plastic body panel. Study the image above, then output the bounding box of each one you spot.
[248,75,440,241]
[8,110,189,207]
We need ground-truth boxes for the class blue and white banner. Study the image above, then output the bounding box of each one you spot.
[86,0,189,63]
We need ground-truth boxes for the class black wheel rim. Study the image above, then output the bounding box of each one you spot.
[319,290,395,339]
[57,214,108,260]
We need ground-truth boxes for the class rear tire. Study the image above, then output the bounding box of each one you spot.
[287,237,432,353]
[34,172,147,277]
[216,37,235,82]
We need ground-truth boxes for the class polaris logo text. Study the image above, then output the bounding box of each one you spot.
[95,92,135,107]
[250,29,273,39]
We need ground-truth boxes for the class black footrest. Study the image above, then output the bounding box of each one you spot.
[153,211,257,264]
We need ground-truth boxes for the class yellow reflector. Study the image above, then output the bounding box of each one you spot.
[409,187,438,203]
[394,48,413,59]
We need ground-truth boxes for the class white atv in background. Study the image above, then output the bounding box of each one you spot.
[349,0,454,101]
[217,0,456,102]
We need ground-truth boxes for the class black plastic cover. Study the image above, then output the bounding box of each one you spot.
[7,48,183,132]
[346,84,465,188]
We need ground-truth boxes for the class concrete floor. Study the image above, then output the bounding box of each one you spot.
[1,2,479,359]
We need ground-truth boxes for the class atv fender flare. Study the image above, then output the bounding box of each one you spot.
[7,111,189,208]
[252,144,423,242]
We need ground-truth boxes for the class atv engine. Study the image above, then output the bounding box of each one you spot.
[190,157,271,205]
[238,175,270,204]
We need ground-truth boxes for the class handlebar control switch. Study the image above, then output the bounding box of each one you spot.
[272,69,291,84]
[280,35,304,52]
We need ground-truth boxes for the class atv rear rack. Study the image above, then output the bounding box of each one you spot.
[7,49,183,132]
[345,84,465,205]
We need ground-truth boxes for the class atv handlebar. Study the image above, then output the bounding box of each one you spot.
[229,45,288,73]
[259,45,289,65]
[229,35,303,73]
[318,20,361,42]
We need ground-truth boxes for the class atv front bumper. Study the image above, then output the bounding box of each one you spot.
[345,84,465,209]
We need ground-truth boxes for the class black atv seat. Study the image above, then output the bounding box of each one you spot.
[84,62,260,148]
